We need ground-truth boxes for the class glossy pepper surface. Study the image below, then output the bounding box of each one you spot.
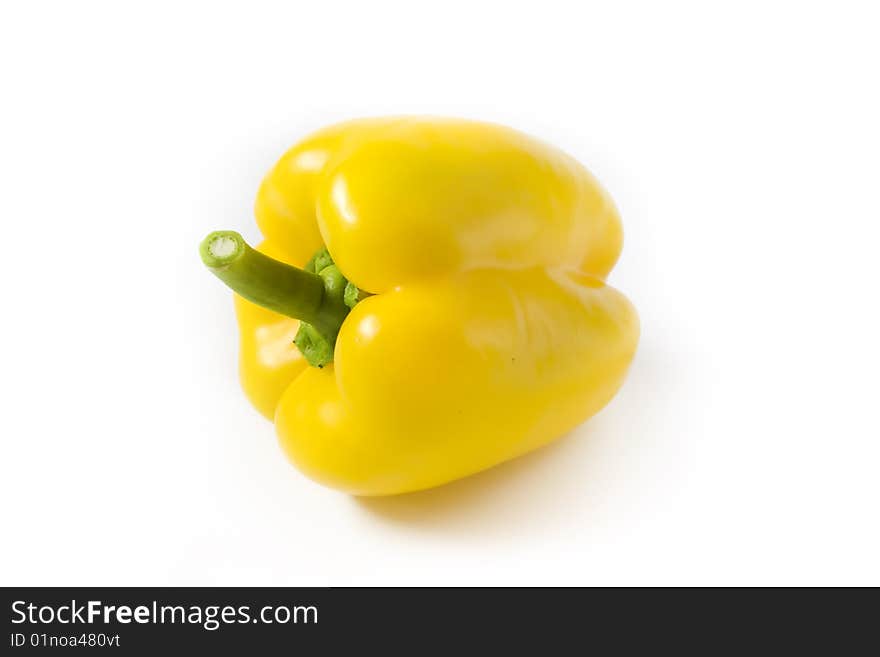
[201,118,639,496]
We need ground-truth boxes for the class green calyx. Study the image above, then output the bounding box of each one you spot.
[296,255,350,367]
[199,232,368,368]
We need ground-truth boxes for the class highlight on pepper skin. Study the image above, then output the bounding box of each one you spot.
[200,117,639,496]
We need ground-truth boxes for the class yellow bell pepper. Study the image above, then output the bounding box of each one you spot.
[200,118,638,496]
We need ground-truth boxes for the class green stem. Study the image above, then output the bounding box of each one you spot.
[199,231,349,341]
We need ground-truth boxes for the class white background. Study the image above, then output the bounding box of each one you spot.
[1,1,878,586]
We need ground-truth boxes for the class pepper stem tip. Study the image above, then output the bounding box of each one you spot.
[200,230,245,269]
